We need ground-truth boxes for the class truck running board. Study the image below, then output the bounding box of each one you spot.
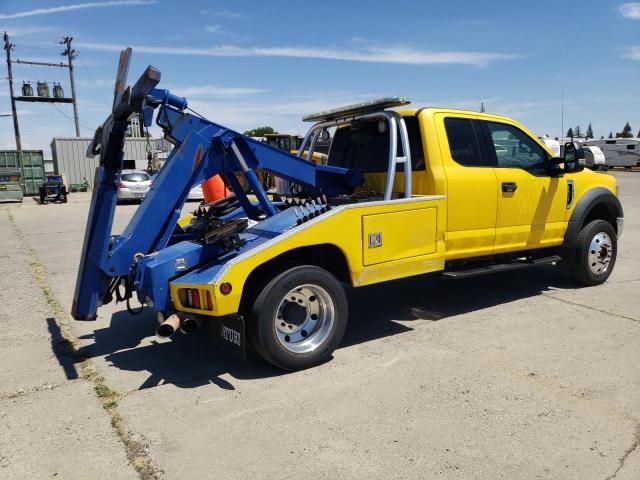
[442,255,562,280]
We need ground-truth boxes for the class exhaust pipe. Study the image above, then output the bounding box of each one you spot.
[180,316,201,334]
[156,313,182,338]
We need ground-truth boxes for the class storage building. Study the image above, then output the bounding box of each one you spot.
[51,137,161,189]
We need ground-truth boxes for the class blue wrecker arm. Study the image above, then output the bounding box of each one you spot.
[72,49,362,320]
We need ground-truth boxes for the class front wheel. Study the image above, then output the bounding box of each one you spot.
[571,219,617,286]
[248,265,348,371]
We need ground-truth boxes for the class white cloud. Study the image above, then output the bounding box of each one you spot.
[164,84,266,97]
[203,24,248,41]
[201,9,248,19]
[623,46,640,60]
[76,41,518,67]
[0,1,156,20]
[75,77,115,88]
[620,2,640,19]
[187,95,370,134]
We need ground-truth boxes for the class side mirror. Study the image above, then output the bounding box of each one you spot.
[563,141,585,173]
[548,156,564,177]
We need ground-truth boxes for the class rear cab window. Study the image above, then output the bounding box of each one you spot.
[327,116,425,173]
[121,172,150,182]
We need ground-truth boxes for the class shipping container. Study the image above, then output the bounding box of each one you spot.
[51,137,155,189]
[0,150,45,196]
[0,167,23,202]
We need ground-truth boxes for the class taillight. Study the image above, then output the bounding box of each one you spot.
[219,282,232,295]
[119,181,125,188]
[181,288,213,310]
[206,291,213,310]
[192,289,200,309]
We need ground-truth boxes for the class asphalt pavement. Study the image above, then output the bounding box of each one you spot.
[1,171,638,479]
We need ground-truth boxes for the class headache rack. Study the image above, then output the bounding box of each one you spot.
[298,97,413,201]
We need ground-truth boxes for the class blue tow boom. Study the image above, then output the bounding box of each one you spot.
[72,48,361,320]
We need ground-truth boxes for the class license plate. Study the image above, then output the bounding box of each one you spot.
[134,192,143,198]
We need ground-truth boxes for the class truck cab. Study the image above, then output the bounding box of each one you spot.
[325,107,620,262]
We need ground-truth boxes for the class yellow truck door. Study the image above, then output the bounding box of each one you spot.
[480,120,567,252]
[435,114,498,260]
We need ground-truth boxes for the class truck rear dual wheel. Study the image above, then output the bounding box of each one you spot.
[571,219,617,286]
[248,265,348,371]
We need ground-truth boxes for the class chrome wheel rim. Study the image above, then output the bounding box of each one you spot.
[588,231,613,275]
[274,284,335,354]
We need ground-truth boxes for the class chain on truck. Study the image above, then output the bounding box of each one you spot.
[72,49,623,371]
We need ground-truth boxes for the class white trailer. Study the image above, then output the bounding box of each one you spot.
[539,136,561,157]
[584,139,639,169]
[583,145,606,170]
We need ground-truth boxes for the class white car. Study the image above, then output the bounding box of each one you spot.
[187,183,204,201]
[117,170,151,202]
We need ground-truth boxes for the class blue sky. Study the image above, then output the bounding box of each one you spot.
[0,0,638,152]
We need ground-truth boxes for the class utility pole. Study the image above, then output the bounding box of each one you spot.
[61,36,80,137]
[480,101,485,113]
[3,32,21,150]
[561,89,564,141]
[3,33,80,149]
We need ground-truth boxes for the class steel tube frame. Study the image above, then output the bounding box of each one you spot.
[297,111,412,200]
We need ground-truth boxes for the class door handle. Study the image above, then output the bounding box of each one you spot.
[502,182,517,193]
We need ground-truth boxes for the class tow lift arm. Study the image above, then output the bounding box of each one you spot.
[72,49,362,320]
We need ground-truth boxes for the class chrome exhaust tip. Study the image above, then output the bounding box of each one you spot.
[180,316,201,334]
[156,313,181,338]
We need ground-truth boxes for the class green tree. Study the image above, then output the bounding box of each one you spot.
[608,132,614,139]
[244,126,277,137]
[566,127,574,138]
[574,125,582,138]
[616,122,633,138]
[585,123,594,139]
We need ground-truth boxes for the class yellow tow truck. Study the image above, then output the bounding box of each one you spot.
[169,99,623,369]
[73,54,623,371]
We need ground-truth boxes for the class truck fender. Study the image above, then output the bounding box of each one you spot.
[563,187,623,251]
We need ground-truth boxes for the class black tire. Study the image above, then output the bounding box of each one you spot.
[248,265,348,371]
[571,219,617,286]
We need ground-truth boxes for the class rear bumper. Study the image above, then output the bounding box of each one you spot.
[118,189,148,200]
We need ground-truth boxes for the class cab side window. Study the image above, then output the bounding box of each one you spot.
[444,118,484,167]
[484,122,547,174]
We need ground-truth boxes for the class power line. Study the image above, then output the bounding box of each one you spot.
[77,56,110,108]
[3,31,83,149]
[50,102,94,132]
